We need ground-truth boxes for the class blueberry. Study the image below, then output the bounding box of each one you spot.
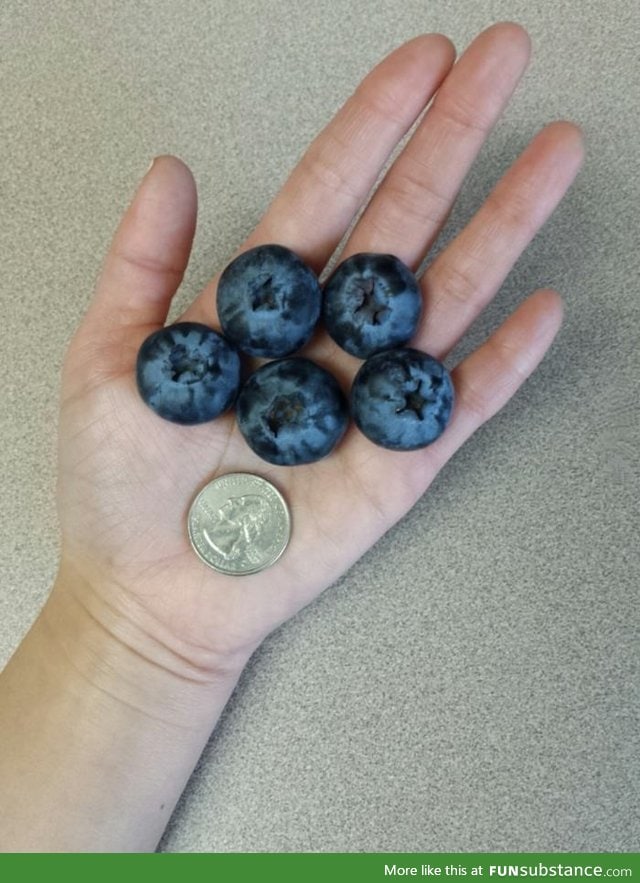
[217,244,322,358]
[136,322,241,424]
[236,357,349,465]
[322,253,422,359]
[351,348,454,450]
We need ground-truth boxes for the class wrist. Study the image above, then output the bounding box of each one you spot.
[0,557,251,851]
[43,556,252,728]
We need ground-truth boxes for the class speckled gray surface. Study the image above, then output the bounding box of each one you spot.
[1,0,639,853]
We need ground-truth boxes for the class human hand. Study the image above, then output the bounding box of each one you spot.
[56,23,584,679]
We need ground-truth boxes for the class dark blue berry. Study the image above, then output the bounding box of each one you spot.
[322,253,422,358]
[217,244,322,358]
[236,357,349,465]
[351,348,454,450]
[136,322,241,424]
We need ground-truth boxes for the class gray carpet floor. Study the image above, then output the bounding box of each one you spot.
[1,0,638,852]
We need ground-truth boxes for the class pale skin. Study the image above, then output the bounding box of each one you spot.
[0,23,584,851]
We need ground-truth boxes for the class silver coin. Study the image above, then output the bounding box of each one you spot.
[187,472,291,576]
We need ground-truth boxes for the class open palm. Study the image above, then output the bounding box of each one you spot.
[56,24,583,675]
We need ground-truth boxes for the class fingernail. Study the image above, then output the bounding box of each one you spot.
[145,157,157,176]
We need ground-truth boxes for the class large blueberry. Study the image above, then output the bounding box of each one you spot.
[236,357,349,465]
[322,253,422,359]
[351,348,454,450]
[136,322,241,424]
[217,244,322,358]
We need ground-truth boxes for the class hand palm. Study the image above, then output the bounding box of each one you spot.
[55,25,583,670]
[58,344,429,659]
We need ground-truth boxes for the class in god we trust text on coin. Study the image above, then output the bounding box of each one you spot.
[187,473,291,576]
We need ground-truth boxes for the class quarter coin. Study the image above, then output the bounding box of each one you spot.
[187,472,291,575]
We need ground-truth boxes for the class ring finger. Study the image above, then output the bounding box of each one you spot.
[416,120,584,359]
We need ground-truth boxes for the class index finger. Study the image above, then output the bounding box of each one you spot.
[179,33,455,326]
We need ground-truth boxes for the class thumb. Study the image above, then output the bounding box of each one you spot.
[70,155,198,382]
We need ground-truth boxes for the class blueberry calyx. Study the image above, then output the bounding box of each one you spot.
[217,244,322,358]
[396,381,428,419]
[168,344,216,384]
[350,347,454,450]
[236,357,349,465]
[322,253,422,359]
[136,322,241,425]
[250,274,278,311]
[265,394,306,437]
[354,277,390,326]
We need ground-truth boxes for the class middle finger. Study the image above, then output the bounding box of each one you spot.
[341,22,531,269]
